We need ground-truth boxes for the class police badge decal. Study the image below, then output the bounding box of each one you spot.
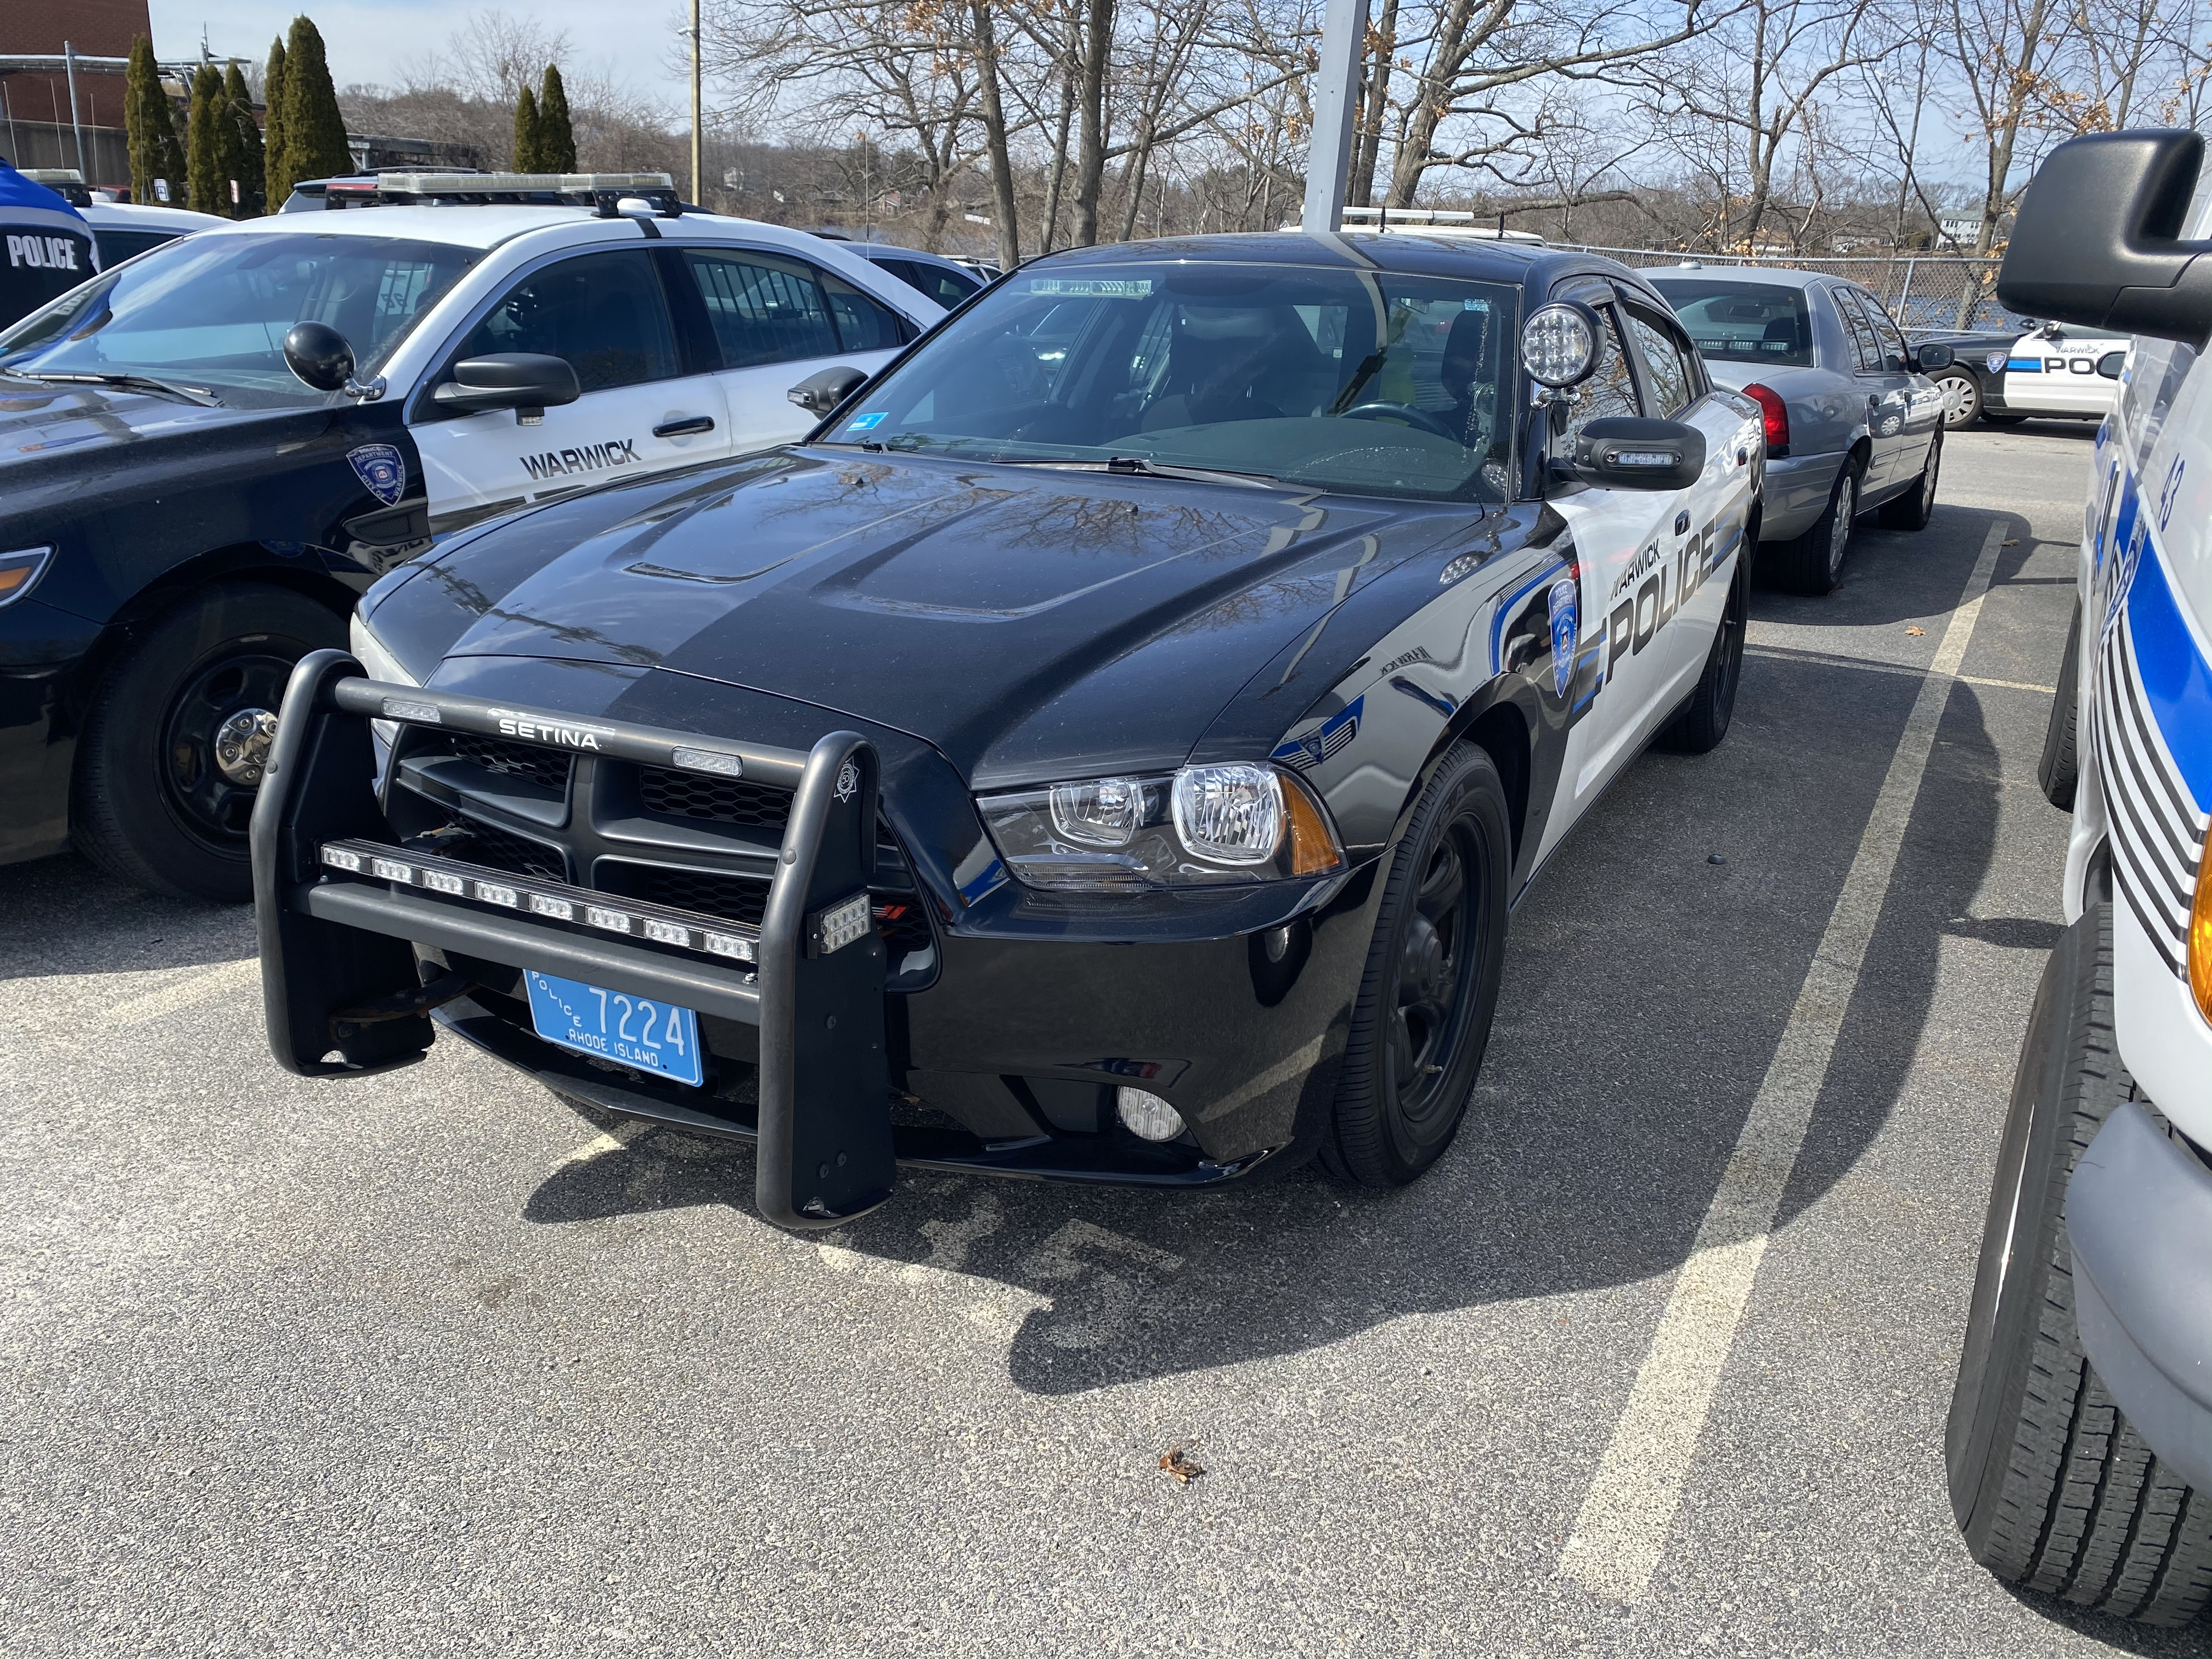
[1546,577,1579,699]
[347,444,407,507]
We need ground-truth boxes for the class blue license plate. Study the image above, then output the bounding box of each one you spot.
[523,970,704,1087]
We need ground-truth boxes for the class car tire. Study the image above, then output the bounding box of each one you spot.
[1932,369,1982,427]
[72,582,347,904]
[1322,742,1511,1188]
[2039,598,2081,810]
[1945,907,2212,1627]
[1778,457,1861,596]
[1877,431,1942,531]
[1656,544,1750,754]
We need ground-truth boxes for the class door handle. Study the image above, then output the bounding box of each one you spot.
[653,415,716,438]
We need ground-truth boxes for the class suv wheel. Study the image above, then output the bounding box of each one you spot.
[72,582,346,903]
[1945,907,2212,1626]
[1323,743,1510,1187]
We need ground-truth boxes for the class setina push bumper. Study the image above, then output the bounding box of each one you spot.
[251,649,896,1230]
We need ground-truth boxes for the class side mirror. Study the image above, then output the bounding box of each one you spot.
[789,364,869,417]
[2097,350,2128,379]
[1561,416,1707,493]
[1999,129,2212,348]
[283,321,356,392]
[1914,341,1954,371]
[431,353,580,419]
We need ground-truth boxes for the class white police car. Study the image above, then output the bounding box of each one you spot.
[0,172,943,903]
[1996,319,2132,420]
[1946,131,2212,1626]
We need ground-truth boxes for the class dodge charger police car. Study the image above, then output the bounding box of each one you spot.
[1945,131,2212,1626]
[252,230,1763,1227]
[0,172,942,902]
[1996,319,2132,421]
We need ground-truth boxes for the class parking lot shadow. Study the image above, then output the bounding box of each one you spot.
[522,503,2028,1398]
[0,851,254,983]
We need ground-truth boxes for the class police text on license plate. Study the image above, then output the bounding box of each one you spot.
[524,970,704,1087]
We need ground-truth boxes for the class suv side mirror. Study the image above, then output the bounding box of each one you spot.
[432,353,580,419]
[1560,416,1707,493]
[1999,129,2212,348]
[789,364,869,417]
[2097,350,2128,379]
[1914,341,1954,371]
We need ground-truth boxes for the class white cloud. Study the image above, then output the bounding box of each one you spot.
[146,0,685,112]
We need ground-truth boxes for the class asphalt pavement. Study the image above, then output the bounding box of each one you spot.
[7,422,2199,1657]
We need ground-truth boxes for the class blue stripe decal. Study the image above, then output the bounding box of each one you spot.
[2006,357,2041,371]
[1488,558,1568,675]
[2125,536,2212,814]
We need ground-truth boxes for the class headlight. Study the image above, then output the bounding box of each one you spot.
[979,763,1344,891]
[350,612,421,760]
[0,546,54,608]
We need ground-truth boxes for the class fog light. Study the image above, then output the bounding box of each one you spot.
[1116,1086,1185,1142]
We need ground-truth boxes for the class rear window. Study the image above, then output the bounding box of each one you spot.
[1648,278,1814,368]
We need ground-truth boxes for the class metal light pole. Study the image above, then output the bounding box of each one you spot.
[63,41,88,175]
[690,0,703,204]
[1300,0,1369,234]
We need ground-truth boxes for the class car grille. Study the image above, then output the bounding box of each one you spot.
[438,732,574,791]
[606,862,770,927]
[452,817,567,881]
[638,765,791,828]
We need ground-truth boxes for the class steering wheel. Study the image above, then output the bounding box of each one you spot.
[1339,402,1462,441]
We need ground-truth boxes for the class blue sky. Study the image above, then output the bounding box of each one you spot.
[146,0,680,105]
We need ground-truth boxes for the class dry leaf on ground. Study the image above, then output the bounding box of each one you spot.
[1158,1447,1204,1483]
[1905,626,1926,636]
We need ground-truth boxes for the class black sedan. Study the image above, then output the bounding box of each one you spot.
[256,230,1762,1227]
[1906,325,2037,428]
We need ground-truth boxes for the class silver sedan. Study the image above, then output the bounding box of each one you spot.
[1647,267,1951,595]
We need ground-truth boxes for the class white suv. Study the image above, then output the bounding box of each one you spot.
[1946,131,2212,1627]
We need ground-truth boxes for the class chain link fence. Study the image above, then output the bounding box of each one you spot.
[1550,244,2020,335]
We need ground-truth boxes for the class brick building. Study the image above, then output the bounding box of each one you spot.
[1,0,155,190]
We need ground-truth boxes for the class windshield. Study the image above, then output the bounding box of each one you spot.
[819,262,1520,501]
[0,231,473,407]
[1647,278,1814,369]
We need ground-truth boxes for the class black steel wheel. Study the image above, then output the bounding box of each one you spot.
[1324,743,1510,1187]
[72,582,346,902]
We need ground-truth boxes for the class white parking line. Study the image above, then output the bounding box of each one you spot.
[1556,519,2010,1602]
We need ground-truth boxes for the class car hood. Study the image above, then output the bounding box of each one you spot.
[395,448,1486,787]
[0,374,308,507]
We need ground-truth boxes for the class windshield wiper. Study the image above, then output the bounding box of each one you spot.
[16,371,221,408]
[980,454,1280,488]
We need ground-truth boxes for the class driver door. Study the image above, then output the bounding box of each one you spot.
[411,249,728,535]
[1541,295,1684,833]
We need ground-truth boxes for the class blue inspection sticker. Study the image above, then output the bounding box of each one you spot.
[844,411,888,431]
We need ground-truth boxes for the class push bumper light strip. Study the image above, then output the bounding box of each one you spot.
[319,838,762,964]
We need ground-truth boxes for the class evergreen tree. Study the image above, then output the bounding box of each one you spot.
[279,18,351,190]
[187,64,224,216]
[223,63,265,217]
[512,85,543,173]
[124,37,185,206]
[538,66,576,174]
[262,37,290,205]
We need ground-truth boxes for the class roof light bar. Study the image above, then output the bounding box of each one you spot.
[375,171,674,195]
[318,838,758,965]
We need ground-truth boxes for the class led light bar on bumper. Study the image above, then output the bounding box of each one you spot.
[318,838,762,964]
[978,762,1342,891]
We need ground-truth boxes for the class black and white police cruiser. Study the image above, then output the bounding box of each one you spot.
[1946,131,2212,1625]
[0,172,942,901]
[251,232,1764,1227]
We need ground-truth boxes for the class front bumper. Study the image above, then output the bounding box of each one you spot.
[2068,1099,2212,1492]
[1755,450,1847,543]
[252,652,1365,1226]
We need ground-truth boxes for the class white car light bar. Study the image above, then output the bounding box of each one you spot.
[318,839,760,965]
[375,171,674,195]
[670,746,744,777]
[382,697,441,723]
